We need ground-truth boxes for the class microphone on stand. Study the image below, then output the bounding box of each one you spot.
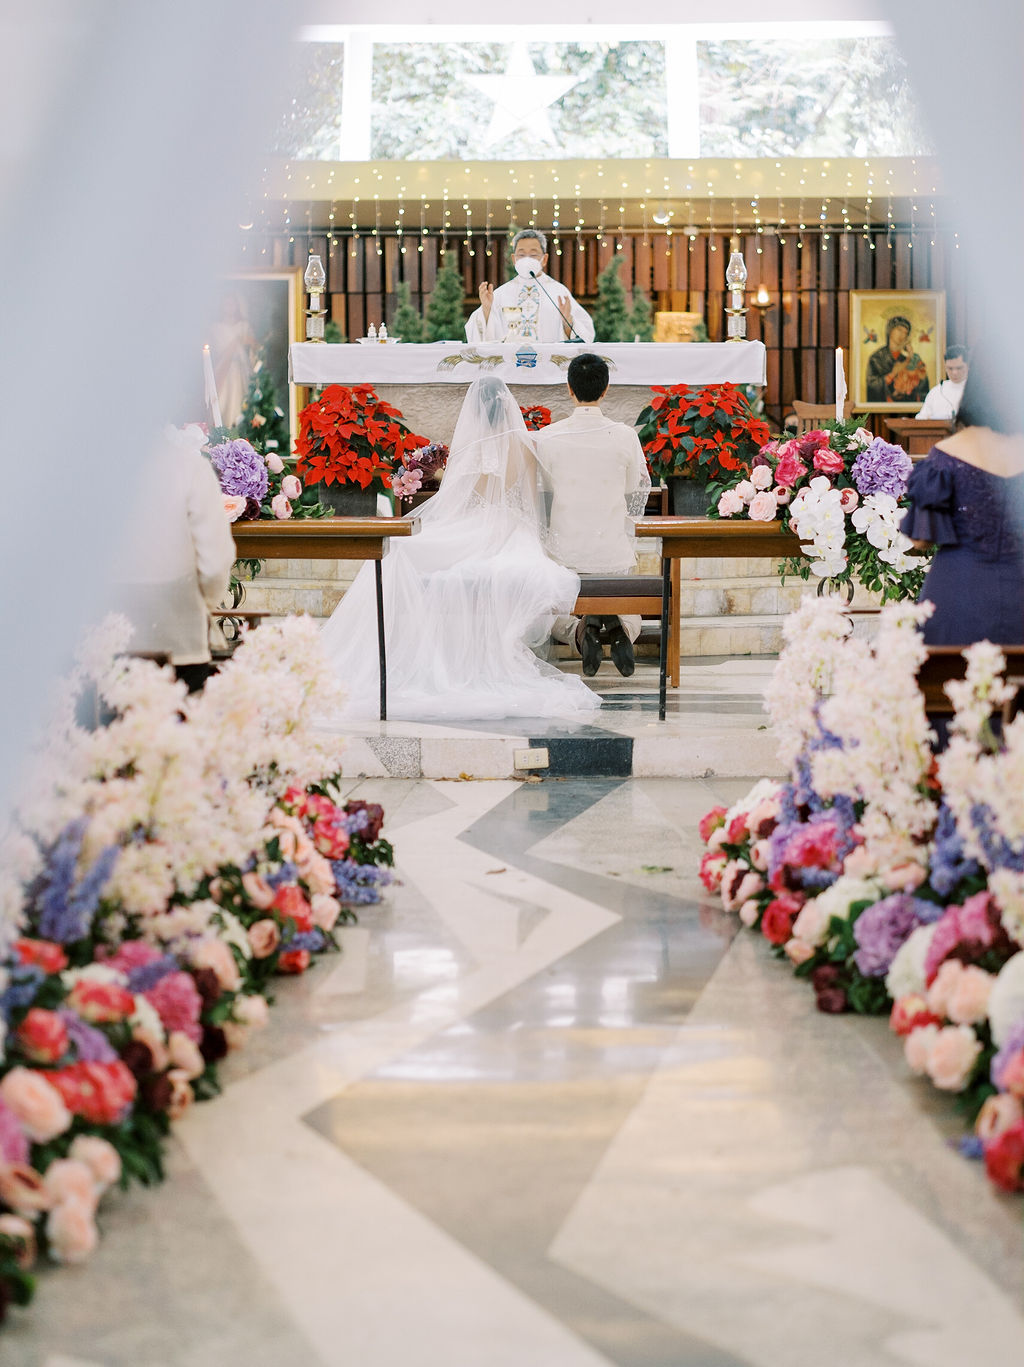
[528,268,586,343]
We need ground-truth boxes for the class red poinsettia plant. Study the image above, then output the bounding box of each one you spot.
[635,383,770,484]
[520,404,552,431]
[294,384,428,492]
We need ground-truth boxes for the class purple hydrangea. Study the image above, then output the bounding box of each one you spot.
[58,1007,118,1063]
[852,893,932,976]
[991,1017,1024,1090]
[209,438,268,502]
[125,954,179,994]
[851,438,912,500]
[284,929,326,953]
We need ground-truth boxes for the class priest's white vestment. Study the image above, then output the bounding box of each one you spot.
[465,273,595,344]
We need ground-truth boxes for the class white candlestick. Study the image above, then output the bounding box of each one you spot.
[835,347,847,422]
[203,343,223,429]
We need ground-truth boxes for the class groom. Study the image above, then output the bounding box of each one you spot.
[535,353,650,677]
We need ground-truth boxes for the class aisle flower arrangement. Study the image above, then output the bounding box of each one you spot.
[390,441,450,503]
[635,383,770,485]
[706,420,928,602]
[203,427,327,524]
[0,617,394,1321]
[697,597,1024,1190]
[294,384,427,493]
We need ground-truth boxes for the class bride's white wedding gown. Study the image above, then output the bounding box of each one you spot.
[320,377,601,722]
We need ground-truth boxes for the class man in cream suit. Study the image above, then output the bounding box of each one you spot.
[465,229,594,344]
[535,354,650,677]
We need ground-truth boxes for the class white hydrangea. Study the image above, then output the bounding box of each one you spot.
[987,951,1024,1047]
[885,922,937,1001]
[129,992,166,1043]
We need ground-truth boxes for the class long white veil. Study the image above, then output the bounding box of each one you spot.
[320,377,601,722]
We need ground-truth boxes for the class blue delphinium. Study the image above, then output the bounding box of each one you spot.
[929,803,982,897]
[330,859,392,906]
[58,1008,118,1063]
[33,820,119,944]
[126,955,179,994]
[285,929,326,954]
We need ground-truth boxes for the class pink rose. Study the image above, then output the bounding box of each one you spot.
[0,1098,29,1166]
[281,474,301,499]
[265,452,285,474]
[774,450,808,489]
[47,1196,98,1264]
[699,850,727,893]
[772,485,792,506]
[842,845,877,878]
[747,491,778,522]
[302,851,337,897]
[882,860,927,893]
[812,446,845,473]
[43,1159,98,1213]
[0,1067,72,1143]
[838,487,860,512]
[1000,1049,1024,1099]
[144,972,203,1043]
[717,489,744,518]
[0,1213,36,1269]
[735,479,756,502]
[312,893,342,931]
[241,872,277,910]
[191,939,242,992]
[270,493,292,520]
[167,1031,206,1081]
[68,1136,121,1192]
[925,1024,982,1092]
[66,980,135,1024]
[904,1022,939,1074]
[926,959,964,1018]
[792,899,828,948]
[750,464,773,491]
[234,994,270,1030]
[248,919,281,959]
[750,838,772,871]
[946,965,994,1026]
[735,871,765,904]
[223,495,247,522]
[738,899,761,928]
[720,859,749,912]
[167,1070,195,1120]
[17,1007,69,1064]
[976,1093,1024,1143]
[890,994,941,1037]
[0,1163,52,1215]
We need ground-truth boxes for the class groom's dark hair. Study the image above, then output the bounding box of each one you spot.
[567,353,609,403]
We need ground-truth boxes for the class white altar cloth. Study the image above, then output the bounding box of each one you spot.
[289,340,766,388]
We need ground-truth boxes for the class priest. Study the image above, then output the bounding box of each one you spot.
[465,229,595,344]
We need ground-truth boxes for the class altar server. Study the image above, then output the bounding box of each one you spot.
[465,229,594,344]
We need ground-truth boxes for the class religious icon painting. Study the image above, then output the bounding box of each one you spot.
[849,290,946,412]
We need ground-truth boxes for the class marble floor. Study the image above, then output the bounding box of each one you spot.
[8,775,1024,1367]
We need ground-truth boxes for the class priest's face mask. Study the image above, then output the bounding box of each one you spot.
[513,237,548,276]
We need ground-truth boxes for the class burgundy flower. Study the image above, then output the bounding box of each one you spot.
[200,1025,228,1064]
[816,987,849,1014]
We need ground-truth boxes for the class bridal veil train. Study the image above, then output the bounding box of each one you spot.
[320,376,602,722]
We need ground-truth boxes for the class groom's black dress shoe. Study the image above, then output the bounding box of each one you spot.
[604,620,635,676]
[577,616,604,677]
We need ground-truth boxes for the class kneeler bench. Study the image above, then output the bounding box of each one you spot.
[573,576,679,687]
[917,645,1024,725]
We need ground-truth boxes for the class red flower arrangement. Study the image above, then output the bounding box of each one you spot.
[519,404,552,431]
[635,383,770,484]
[294,384,428,492]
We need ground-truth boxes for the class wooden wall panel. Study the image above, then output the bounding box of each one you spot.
[260,223,966,427]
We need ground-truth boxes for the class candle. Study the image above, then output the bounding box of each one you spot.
[203,343,223,429]
[835,347,847,423]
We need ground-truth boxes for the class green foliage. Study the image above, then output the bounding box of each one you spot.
[239,350,288,456]
[691,319,710,343]
[425,257,468,342]
[626,288,653,342]
[391,280,425,344]
[324,319,346,344]
[593,257,630,343]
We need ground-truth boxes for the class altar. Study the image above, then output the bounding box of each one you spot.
[289,340,767,442]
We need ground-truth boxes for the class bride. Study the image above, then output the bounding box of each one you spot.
[320,376,602,722]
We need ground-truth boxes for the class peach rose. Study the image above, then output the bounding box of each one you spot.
[311,893,342,931]
[167,1031,205,1081]
[750,464,773,490]
[784,938,815,965]
[1000,1050,1024,1099]
[717,489,744,518]
[750,838,772,871]
[223,1022,248,1051]
[791,899,828,948]
[926,959,964,1019]
[43,1159,98,1213]
[269,809,305,837]
[0,1213,36,1268]
[68,1136,121,1193]
[47,1196,98,1263]
[735,479,756,502]
[0,1163,52,1215]
[167,1069,194,1120]
[738,899,761,928]
[240,872,277,910]
[302,851,336,897]
[191,939,242,992]
[945,965,994,1027]
[234,994,269,1029]
[882,860,927,893]
[223,495,246,522]
[925,1025,982,1092]
[0,1068,72,1143]
[976,1093,1024,1143]
[841,846,877,878]
[248,919,281,959]
[904,1023,939,1074]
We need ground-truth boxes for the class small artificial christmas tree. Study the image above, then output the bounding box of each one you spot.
[391,280,425,343]
[239,349,288,454]
[324,319,346,343]
[626,288,654,342]
[592,256,630,343]
[425,256,468,342]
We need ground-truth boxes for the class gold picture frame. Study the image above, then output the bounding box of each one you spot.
[207,267,305,451]
[849,290,946,413]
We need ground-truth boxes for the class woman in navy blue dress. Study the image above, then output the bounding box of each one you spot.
[901,358,1024,646]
